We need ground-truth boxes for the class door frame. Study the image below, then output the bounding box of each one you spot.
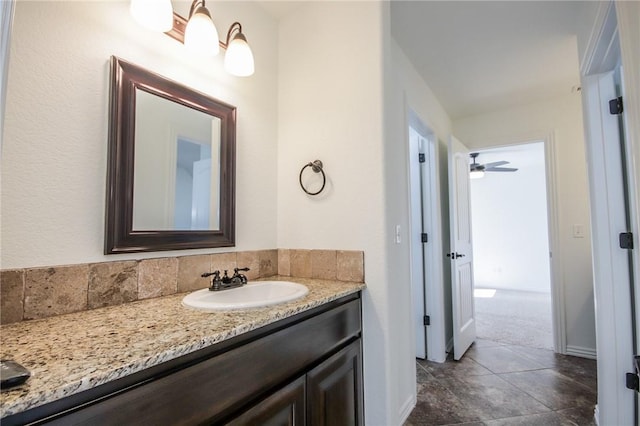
[580,1,639,424]
[615,0,640,373]
[406,107,447,363]
[582,68,634,426]
[0,0,15,150]
[407,120,428,360]
[465,134,564,354]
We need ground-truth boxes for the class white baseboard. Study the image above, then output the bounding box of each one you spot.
[428,352,447,363]
[593,404,599,425]
[398,394,416,425]
[566,345,597,359]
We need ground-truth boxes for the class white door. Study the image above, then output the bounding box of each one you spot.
[191,158,211,230]
[409,127,427,359]
[448,135,476,360]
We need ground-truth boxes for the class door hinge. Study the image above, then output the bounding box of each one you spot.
[418,153,425,163]
[620,232,634,249]
[626,372,639,391]
[423,315,430,326]
[609,96,624,115]
[421,233,428,243]
[627,356,640,392]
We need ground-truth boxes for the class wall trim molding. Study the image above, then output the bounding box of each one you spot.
[542,132,566,356]
[0,0,14,149]
[566,345,597,360]
[398,394,416,425]
[580,1,617,76]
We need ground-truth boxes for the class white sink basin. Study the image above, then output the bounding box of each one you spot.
[182,281,309,311]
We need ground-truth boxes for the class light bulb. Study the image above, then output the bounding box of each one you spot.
[130,0,174,32]
[184,6,219,56]
[470,170,485,179]
[224,33,254,77]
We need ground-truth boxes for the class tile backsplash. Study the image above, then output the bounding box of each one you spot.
[0,249,364,325]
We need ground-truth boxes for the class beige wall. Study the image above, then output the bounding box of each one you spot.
[277,2,398,423]
[386,37,454,417]
[454,93,596,355]
[1,1,279,269]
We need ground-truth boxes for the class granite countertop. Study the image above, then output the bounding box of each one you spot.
[0,276,365,418]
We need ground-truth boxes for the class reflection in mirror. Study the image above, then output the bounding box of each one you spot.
[133,90,221,231]
[105,56,236,254]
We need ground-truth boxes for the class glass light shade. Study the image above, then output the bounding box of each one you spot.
[184,6,219,56]
[130,0,174,32]
[470,170,485,179]
[224,33,255,77]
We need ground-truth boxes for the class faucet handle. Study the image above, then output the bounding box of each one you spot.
[201,270,220,278]
[234,267,250,273]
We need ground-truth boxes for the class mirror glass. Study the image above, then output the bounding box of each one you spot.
[133,89,221,231]
[105,56,236,254]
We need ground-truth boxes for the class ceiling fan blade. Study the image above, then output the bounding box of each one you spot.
[486,167,518,172]
[482,160,509,168]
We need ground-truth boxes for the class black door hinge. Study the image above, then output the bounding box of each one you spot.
[418,153,425,163]
[609,96,624,115]
[620,232,634,249]
[421,233,428,243]
[626,372,639,391]
[627,356,640,392]
[423,315,430,326]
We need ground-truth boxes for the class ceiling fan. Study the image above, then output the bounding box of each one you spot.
[469,152,518,179]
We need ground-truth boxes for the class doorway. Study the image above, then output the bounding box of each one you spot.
[469,142,555,350]
[407,109,447,363]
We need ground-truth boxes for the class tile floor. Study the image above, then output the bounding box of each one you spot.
[405,339,597,426]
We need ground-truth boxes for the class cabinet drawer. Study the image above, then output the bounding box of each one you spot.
[44,299,361,425]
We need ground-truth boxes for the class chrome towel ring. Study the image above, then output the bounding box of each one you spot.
[299,160,326,196]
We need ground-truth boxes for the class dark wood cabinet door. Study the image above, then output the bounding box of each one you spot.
[306,340,363,426]
[227,377,305,426]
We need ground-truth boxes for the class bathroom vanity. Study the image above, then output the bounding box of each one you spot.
[0,278,364,425]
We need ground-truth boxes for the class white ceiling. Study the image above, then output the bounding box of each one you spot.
[391,1,587,120]
[255,1,587,120]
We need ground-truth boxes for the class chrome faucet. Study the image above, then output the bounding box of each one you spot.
[201,267,250,291]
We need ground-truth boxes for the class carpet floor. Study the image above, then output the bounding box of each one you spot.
[474,289,554,350]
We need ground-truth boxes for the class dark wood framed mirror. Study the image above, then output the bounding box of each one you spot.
[105,56,236,254]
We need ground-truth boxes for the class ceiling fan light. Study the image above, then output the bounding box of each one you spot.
[470,170,485,179]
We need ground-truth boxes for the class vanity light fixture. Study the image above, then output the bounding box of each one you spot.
[223,22,255,77]
[183,0,219,57]
[130,0,255,77]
